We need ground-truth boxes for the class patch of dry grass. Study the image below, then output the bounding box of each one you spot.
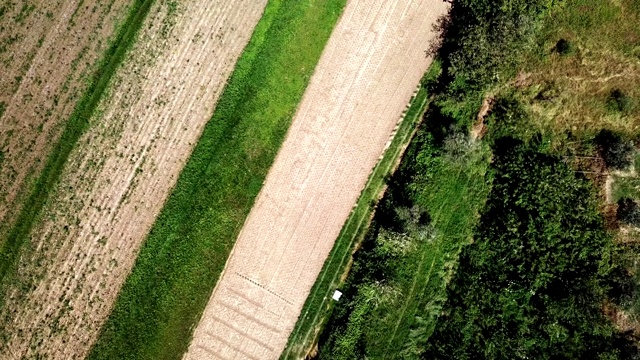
[509,0,640,138]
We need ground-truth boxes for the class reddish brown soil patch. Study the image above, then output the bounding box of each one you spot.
[0,0,130,240]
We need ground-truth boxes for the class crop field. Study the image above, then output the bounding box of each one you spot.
[88,1,345,359]
[281,63,440,360]
[0,0,268,358]
[0,0,131,258]
[183,1,449,359]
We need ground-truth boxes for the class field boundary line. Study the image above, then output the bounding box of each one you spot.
[280,71,435,359]
[87,1,348,358]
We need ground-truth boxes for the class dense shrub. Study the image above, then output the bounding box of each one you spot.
[617,198,640,226]
[423,138,637,359]
[553,38,573,55]
[485,93,528,140]
[607,89,632,113]
[595,129,634,170]
[433,0,554,94]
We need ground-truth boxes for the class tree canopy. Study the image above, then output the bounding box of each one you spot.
[423,138,637,360]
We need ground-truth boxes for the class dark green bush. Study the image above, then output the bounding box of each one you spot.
[595,129,634,170]
[607,89,632,113]
[553,38,573,55]
[617,198,640,226]
[433,0,554,94]
[423,138,637,360]
[486,93,528,140]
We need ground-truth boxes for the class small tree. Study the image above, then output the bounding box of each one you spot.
[617,198,640,226]
[595,129,634,170]
[553,38,572,55]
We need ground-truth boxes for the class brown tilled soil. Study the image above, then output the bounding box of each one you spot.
[0,0,267,358]
[183,1,449,359]
[0,0,131,240]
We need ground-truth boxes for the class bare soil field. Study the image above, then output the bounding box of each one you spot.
[0,0,131,240]
[0,0,267,358]
[183,0,449,359]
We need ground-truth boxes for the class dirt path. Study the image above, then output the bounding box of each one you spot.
[183,1,449,359]
[0,0,130,242]
[0,0,267,358]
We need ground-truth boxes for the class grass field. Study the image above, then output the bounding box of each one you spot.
[87,1,346,359]
[506,0,640,141]
[614,177,640,203]
[280,63,441,360]
[376,146,489,358]
[0,0,152,292]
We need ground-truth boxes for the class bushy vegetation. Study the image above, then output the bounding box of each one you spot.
[423,138,636,359]
[607,89,633,114]
[434,0,553,96]
[596,129,635,170]
[88,1,346,359]
[618,198,640,227]
[315,113,490,359]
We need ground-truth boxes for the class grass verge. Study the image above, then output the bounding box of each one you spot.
[280,64,440,360]
[87,1,346,359]
[0,0,153,289]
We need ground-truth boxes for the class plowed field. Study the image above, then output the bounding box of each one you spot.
[0,0,129,243]
[0,1,267,358]
[184,0,449,359]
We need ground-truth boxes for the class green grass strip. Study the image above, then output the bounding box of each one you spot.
[0,0,154,287]
[87,1,345,359]
[376,148,490,357]
[279,64,441,360]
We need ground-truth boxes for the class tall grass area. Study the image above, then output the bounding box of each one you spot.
[281,64,440,360]
[503,0,640,141]
[0,0,153,292]
[87,1,345,359]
